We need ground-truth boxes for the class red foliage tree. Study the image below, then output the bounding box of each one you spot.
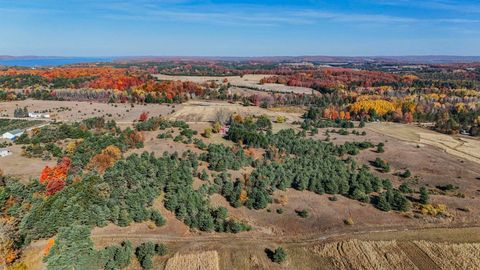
[46,179,66,196]
[139,112,149,122]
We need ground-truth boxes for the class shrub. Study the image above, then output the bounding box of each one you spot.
[376,143,385,153]
[295,209,309,218]
[268,247,287,264]
[150,209,166,227]
[275,116,286,123]
[202,128,212,138]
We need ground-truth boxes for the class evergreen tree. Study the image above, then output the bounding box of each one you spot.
[376,193,391,211]
[419,186,429,204]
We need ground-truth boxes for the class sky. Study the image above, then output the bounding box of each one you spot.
[0,0,479,56]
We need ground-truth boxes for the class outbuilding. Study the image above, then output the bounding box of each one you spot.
[1,129,24,140]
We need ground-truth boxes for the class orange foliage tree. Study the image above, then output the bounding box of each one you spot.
[39,157,71,184]
[39,157,71,196]
[86,145,122,173]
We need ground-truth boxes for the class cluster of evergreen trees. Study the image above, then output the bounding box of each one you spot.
[13,106,29,118]
[223,119,409,211]
[199,144,252,171]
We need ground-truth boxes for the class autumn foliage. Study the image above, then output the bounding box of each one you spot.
[0,67,204,101]
[39,157,71,196]
[40,157,71,184]
[43,238,55,256]
[260,68,414,91]
[86,145,122,173]
[139,112,149,122]
[349,100,396,116]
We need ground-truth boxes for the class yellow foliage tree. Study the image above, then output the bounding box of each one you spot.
[349,100,396,116]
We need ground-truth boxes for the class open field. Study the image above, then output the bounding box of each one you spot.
[0,100,176,122]
[0,143,56,183]
[167,100,304,123]
[155,74,314,94]
[367,122,480,165]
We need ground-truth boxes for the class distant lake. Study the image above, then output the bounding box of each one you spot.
[0,57,113,67]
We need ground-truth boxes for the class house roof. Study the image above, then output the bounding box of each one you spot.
[5,129,24,135]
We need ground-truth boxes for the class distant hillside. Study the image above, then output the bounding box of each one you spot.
[2,55,480,64]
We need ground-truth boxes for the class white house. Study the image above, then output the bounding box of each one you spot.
[0,148,12,157]
[2,129,24,140]
[29,112,50,118]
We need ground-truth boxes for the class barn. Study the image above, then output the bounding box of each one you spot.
[1,129,24,140]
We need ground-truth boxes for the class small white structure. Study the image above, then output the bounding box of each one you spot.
[219,125,230,136]
[29,112,50,118]
[2,129,24,140]
[0,148,12,157]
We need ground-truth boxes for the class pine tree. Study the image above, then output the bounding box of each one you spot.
[377,193,391,211]
[419,186,429,204]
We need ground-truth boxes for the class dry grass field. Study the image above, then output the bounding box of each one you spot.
[0,100,176,122]
[167,100,303,123]
[154,74,313,94]
[367,122,480,165]
[0,143,56,183]
[165,251,219,270]
[313,240,418,270]
[413,240,480,269]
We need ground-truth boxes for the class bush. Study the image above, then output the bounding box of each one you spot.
[399,169,411,178]
[376,143,385,153]
[150,209,166,227]
[202,128,212,138]
[135,242,156,270]
[275,116,286,123]
[295,209,309,218]
[155,244,168,256]
[267,247,287,264]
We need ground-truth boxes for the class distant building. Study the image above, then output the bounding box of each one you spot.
[29,112,50,118]
[0,148,12,157]
[2,129,24,140]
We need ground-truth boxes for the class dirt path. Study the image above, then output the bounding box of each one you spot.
[86,226,480,249]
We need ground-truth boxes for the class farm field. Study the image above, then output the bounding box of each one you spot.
[154,74,314,94]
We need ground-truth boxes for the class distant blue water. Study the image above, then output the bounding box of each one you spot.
[0,57,113,67]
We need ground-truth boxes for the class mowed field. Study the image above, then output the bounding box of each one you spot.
[154,74,314,94]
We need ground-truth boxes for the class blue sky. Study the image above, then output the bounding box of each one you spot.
[0,0,479,56]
